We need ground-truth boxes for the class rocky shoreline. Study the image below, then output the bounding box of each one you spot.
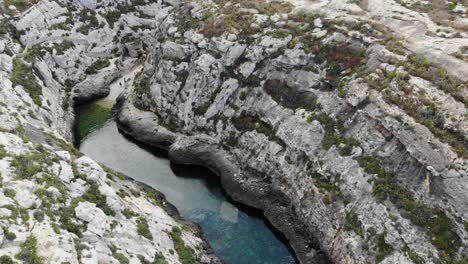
[104,153,223,263]
[114,97,327,263]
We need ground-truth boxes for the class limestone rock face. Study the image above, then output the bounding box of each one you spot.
[108,0,468,263]
[2,0,468,263]
[0,1,220,263]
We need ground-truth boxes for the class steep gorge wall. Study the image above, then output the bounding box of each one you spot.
[113,0,468,263]
[0,0,220,263]
[1,0,468,263]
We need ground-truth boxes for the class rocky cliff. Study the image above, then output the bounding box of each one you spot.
[112,0,468,263]
[2,0,468,263]
[0,0,220,263]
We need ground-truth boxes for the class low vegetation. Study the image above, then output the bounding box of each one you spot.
[0,145,6,159]
[169,227,199,264]
[82,181,115,216]
[84,59,111,74]
[136,217,153,240]
[16,235,44,264]
[4,0,36,12]
[307,112,360,156]
[11,151,48,179]
[401,55,467,106]
[357,155,461,256]
[11,59,42,106]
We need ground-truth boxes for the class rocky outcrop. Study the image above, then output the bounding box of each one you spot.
[2,0,468,263]
[0,0,220,263]
[113,0,468,263]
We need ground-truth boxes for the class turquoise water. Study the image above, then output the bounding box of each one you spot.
[79,120,296,264]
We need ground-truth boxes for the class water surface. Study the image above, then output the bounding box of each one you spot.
[80,120,296,264]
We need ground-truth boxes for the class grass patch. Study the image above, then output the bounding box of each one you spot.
[122,208,137,219]
[307,112,360,155]
[4,0,36,12]
[0,145,6,159]
[84,59,110,75]
[16,235,44,264]
[11,59,42,106]
[0,255,15,264]
[136,217,153,240]
[402,55,467,106]
[82,181,114,216]
[75,103,112,141]
[113,252,129,264]
[11,151,48,179]
[357,155,461,256]
[169,227,199,264]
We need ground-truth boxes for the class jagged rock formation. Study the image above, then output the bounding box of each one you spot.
[0,0,220,263]
[113,0,468,263]
[1,0,468,263]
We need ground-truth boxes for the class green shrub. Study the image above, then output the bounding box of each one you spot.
[3,189,16,198]
[403,246,424,264]
[16,235,44,264]
[403,55,466,106]
[132,70,151,96]
[4,0,33,12]
[11,59,42,106]
[33,210,44,222]
[5,231,16,241]
[375,232,393,262]
[0,145,6,159]
[169,227,199,264]
[357,155,461,256]
[307,112,360,154]
[11,152,46,179]
[58,201,86,237]
[0,255,15,264]
[136,217,152,240]
[76,9,99,34]
[113,252,129,264]
[344,211,363,237]
[82,182,114,216]
[121,208,137,219]
[84,59,110,74]
[384,91,467,158]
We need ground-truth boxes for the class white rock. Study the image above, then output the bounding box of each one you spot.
[59,161,74,183]
[227,33,237,41]
[314,18,323,28]
[75,156,106,183]
[46,186,61,198]
[0,55,12,73]
[239,62,256,78]
[68,178,87,198]
[98,184,123,212]
[0,208,12,218]
[10,180,40,208]
[75,201,109,237]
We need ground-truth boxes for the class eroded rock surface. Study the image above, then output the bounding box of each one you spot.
[2,0,468,263]
[0,0,220,263]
